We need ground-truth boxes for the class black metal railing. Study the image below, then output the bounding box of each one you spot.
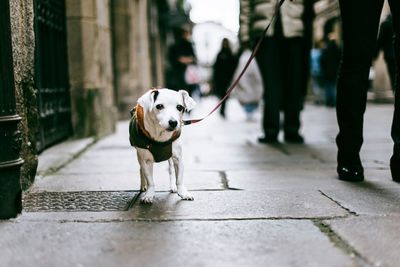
[34,0,72,151]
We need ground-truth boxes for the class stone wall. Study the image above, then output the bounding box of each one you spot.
[111,0,167,120]
[111,0,142,119]
[9,0,38,190]
[66,0,117,138]
[5,0,170,191]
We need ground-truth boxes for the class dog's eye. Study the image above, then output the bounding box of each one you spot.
[176,105,184,112]
[155,104,164,110]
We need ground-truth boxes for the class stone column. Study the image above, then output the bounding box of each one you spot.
[111,0,141,119]
[66,0,117,138]
[111,0,160,119]
[9,0,38,190]
[132,0,152,95]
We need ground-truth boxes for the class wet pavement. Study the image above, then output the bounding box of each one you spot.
[1,97,399,267]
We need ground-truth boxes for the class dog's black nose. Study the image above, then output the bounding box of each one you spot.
[168,120,178,128]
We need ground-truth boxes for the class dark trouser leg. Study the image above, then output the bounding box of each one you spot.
[256,37,282,137]
[385,56,396,91]
[336,0,384,165]
[388,0,400,180]
[389,0,400,154]
[219,97,226,117]
[282,38,304,134]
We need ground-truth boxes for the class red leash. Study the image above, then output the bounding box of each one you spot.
[183,0,287,126]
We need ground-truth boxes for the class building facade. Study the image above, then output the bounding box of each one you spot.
[1,0,185,218]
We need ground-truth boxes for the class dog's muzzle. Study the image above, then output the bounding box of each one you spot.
[167,120,178,131]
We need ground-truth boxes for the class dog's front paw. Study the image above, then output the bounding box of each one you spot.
[177,189,194,201]
[140,185,147,192]
[140,192,155,204]
[170,184,177,193]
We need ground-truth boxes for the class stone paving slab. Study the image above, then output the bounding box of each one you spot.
[321,183,400,215]
[57,156,139,174]
[226,168,336,190]
[19,100,397,266]
[187,148,324,165]
[80,148,134,159]
[15,210,134,222]
[181,160,329,172]
[57,152,325,174]
[226,168,394,191]
[31,171,224,192]
[128,190,348,220]
[0,220,355,267]
[37,137,95,175]
[326,215,400,267]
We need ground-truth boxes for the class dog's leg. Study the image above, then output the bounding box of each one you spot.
[172,143,194,200]
[137,150,155,204]
[139,163,155,203]
[168,158,177,193]
[140,168,147,192]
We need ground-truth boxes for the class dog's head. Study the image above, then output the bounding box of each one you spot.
[138,88,196,132]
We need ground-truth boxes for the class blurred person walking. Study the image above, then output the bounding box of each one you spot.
[310,39,326,105]
[335,0,400,182]
[239,0,306,143]
[212,38,237,118]
[377,14,396,91]
[320,31,341,107]
[167,27,197,95]
[233,48,264,121]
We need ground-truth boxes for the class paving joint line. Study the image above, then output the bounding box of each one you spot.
[218,171,242,190]
[310,153,326,163]
[271,144,290,155]
[313,220,373,267]
[219,171,229,190]
[21,215,350,224]
[319,190,358,216]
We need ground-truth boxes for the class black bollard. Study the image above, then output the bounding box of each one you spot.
[0,0,24,219]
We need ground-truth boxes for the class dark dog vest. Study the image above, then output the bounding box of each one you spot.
[129,108,180,163]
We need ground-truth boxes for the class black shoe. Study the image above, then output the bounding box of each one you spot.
[258,135,278,144]
[284,133,304,144]
[337,164,364,182]
[391,156,400,182]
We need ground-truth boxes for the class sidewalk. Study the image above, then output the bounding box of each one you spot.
[1,97,399,267]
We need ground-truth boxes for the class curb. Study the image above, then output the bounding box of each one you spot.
[36,137,97,177]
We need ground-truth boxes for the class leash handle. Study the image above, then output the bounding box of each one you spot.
[184,0,286,126]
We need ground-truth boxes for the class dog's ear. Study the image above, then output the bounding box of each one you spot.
[179,90,196,111]
[138,89,159,112]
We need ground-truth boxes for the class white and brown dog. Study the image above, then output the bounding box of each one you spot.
[129,88,196,203]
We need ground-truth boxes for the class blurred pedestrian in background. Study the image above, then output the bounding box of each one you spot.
[301,0,317,108]
[335,0,400,182]
[320,31,341,107]
[239,0,306,144]
[167,27,198,95]
[212,38,237,118]
[376,13,396,91]
[232,48,263,121]
[310,39,326,105]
